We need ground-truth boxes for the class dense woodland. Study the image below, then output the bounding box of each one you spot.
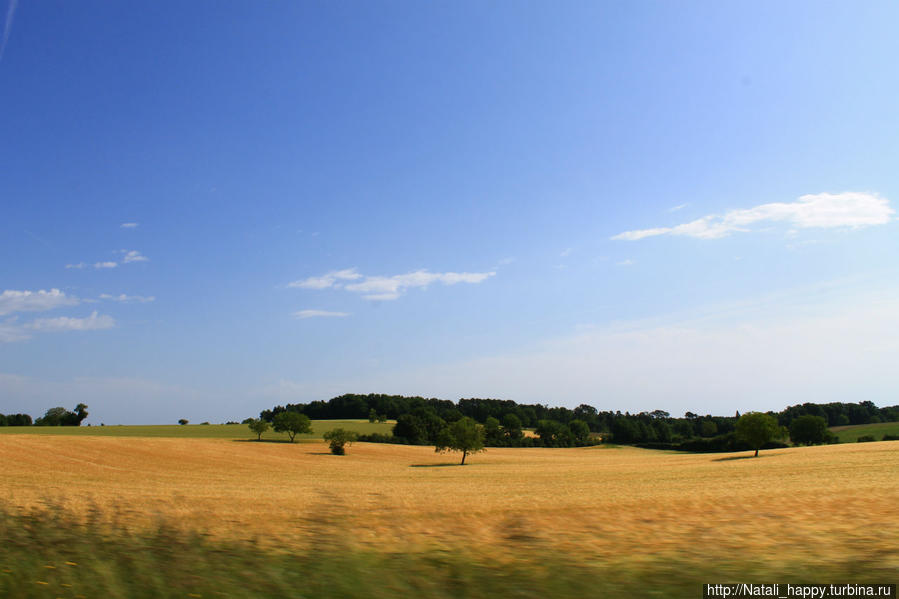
[260,394,899,451]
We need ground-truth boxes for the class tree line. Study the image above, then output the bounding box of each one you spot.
[260,394,899,451]
[0,404,88,427]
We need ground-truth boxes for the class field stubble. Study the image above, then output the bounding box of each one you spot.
[1,436,897,577]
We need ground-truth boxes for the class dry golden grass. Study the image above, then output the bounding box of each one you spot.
[1,435,897,572]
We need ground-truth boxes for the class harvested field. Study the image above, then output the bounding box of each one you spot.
[2,435,897,578]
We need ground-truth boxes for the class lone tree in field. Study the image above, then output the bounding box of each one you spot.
[735,412,781,457]
[789,415,829,446]
[272,411,312,442]
[248,418,270,441]
[323,428,358,455]
[435,417,485,465]
[178,419,189,425]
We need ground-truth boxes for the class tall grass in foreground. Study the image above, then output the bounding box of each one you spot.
[0,503,893,599]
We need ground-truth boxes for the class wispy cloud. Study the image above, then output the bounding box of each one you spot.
[613,192,894,241]
[121,250,148,263]
[120,222,139,229]
[70,249,148,270]
[560,248,573,257]
[99,293,155,303]
[288,269,361,290]
[616,259,635,267]
[668,203,689,212]
[0,0,17,63]
[293,309,350,319]
[345,270,495,301]
[290,268,496,301]
[0,289,79,316]
[26,311,115,332]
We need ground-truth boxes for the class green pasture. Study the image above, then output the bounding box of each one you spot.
[829,421,899,442]
[0,419,394,441]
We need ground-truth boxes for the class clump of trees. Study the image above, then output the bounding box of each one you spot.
[33,404,89,427]
[0,413,33,426]
[789,415,832,446]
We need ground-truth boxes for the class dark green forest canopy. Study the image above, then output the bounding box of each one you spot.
[256,394,898,450]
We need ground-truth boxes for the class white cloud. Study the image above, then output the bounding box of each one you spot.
[120,222,139,229]
[668,203,689,212]
[288,268,361,289]
[293,309,350,319]
[66,262,87,269]
[613,192,894,241]
[290,268,495,300]
[616,259,635,266]
[0,289,79,316]
[94,261,118,269]
[99,293,155,303]
[343,269,495,301]
[26,311,115,332]
[121,250,148,263]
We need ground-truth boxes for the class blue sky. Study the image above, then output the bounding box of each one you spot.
[2,1,898,424]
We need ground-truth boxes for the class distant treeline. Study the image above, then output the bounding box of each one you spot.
[260,394,899,450]
[0,404,88,427]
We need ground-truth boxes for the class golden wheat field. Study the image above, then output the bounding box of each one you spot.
[2,435,897,574]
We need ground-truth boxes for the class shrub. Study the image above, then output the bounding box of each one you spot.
[857,435,876,443]
[882,434,899,441]
[323,428,358,455]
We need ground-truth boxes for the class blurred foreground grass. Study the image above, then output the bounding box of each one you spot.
[1,502,893,599]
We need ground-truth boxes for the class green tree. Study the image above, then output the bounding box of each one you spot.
[483,416,504,445]
[435,417,485,465]
[248,418,270,441]
[272,411,312,442]
[789,415,828,446]
[368,408,378,423]
[735,412,781,457]
[178,419,189,425]
[393,414,427,444]
[536,419,572,447]
[35,407,68,426]
[68,404,89,425]
[700,420,718,437]
[502,413,523,441]
[569,419,590,444]
[323,428,358,455]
